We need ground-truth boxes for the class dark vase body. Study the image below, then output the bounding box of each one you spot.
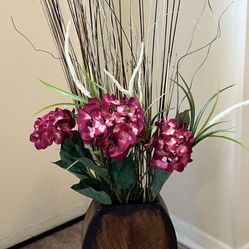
[82,196,177,249]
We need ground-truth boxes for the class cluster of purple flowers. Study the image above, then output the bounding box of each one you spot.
[30,95,194,172]
[149,118,194,172]
[77,94,145,161]
[30,108,75,150]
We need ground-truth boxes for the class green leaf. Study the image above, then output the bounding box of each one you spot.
[177,110,190,126]
[54,160,89,180]
[109,154,136,190]
[72,178,112,205]
[78,157,109,178]
[60,132,92,163]
[150,169,171,199]
[40,80,87,103]
[56,131,93,179]
[60,131,108,178]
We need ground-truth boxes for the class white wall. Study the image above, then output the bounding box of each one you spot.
[161,0,249,248]
[1,1,249,249]
[237,2,249,248]
[0,2,90,248]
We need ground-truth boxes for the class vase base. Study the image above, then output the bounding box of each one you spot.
[82,197,177,249]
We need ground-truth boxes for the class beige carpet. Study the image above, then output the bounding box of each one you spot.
[19,222,82,249]
[18,221,188,249]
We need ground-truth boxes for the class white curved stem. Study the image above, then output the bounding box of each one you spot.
[128,42,145,95]
[104,70,132,97]
[65,21,91,98]
[209,99,249,125]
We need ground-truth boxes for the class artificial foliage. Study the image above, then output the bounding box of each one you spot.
[29,0,248,204]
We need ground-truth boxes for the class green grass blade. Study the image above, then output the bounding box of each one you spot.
[40,80,87,103]
[82,64,107,93]
[150,108,173,125]
[210,135,249,151]
[145,93,167,114]
[170,78,195,131]
[84,65,100,98]
[32,102,77,117]
[196,91,220,137]
[194,121,228,142]
[193,85,234,133]
[193,129,234,146]
[178,73,196,129]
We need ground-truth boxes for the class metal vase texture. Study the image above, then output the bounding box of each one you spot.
[82,196,177,249]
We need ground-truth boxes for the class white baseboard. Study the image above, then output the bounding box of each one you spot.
[171,215,232,249]
[2,207,248,249]
[0,205,87,249]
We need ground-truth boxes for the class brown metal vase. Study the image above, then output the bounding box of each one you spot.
[82,196,177,249]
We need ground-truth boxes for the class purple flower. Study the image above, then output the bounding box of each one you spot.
[30,108,76,150]
[149,118,194,172]
[77,94,145,161]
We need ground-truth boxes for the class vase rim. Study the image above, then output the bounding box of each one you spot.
[96,194,163,208]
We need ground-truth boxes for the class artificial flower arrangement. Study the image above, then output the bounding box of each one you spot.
[30,0,248,205]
